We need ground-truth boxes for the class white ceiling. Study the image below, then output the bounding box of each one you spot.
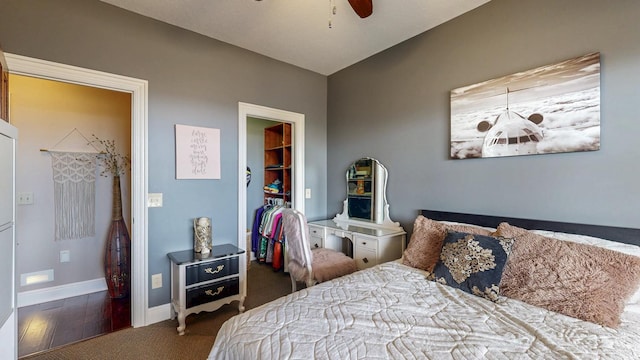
[100,0,490,75]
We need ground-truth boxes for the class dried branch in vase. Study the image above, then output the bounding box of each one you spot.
[90,135,131,177]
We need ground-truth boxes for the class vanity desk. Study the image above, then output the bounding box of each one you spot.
[308,220,405,270]
[310,157,406,270]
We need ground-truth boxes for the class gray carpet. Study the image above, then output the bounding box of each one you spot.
[21,262,292,360]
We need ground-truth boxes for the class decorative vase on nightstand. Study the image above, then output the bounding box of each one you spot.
[194,217,213,256]
[105,175,131,299]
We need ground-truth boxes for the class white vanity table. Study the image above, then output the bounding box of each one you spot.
[309,157,406,270]
[308,220,405,269]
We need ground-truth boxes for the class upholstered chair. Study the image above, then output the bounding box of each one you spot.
[281,209,358,292]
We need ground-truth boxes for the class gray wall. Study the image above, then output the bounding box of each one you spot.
[0,0,327,307]
[3,0,639,309]
[327,0,640,233]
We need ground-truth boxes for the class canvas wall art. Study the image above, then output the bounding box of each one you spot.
[175,124,221,179]
[450,52,600,159]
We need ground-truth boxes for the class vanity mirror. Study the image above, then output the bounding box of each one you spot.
[309,157,406,270]
[334,157,399,229]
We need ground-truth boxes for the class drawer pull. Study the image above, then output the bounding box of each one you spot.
[361,242,367,245]
[363,257,369,263]
[205,286,225,297]
[205,265,225,274]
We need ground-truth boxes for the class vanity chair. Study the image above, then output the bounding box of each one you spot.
[281,208,357,292]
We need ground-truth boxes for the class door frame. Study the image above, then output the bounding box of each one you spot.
[6,53,149,327]
[238,102,305,256]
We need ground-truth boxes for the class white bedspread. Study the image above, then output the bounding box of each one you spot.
[209,261,640,359]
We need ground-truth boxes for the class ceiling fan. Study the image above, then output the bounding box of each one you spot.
[348,0,373,18]
[255,0,373,24]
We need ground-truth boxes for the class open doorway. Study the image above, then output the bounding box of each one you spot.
[237,103,305,268]
[6,54,148,352]
[10,74,132,356]
[246,117,282,238]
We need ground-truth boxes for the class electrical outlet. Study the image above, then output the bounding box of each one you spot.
[151,273,162,289]
[305,188,311,199]
[148,193,163,208]
[17,192,34,205]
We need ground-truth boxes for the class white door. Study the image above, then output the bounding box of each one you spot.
[0,120,17,360]
[0,130,13,226]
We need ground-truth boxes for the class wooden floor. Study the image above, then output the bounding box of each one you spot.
[17,291,130,358]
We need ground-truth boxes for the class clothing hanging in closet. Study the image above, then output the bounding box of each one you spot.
[251,203,287,271]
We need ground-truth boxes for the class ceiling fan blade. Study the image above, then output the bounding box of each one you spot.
[348,0,373,18]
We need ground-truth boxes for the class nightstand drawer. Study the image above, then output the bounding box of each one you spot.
[186,257,239,286]
[186,278,239,308]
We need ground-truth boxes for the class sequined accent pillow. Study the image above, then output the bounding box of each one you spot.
[429,230,514,302]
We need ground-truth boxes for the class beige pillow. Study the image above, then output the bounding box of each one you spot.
[495,222,640,328]
[402,215,492,272]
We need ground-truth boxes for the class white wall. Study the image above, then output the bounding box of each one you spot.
[11,74,131,296]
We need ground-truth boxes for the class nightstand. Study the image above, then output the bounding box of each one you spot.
[167,244,246,335]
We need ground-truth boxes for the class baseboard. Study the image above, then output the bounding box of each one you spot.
[145,303,172,326]
[17,278,107,308]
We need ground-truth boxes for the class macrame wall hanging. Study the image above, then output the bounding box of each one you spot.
[42,129,100,240]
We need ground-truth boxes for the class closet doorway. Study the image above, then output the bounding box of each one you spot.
[238,103,305,264]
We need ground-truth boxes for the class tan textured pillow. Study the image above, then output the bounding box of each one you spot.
[402,215,492,272]
[495,222,640,328]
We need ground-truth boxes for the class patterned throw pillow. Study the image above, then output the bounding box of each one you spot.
[429,230,513,302]
[402,215,493,272]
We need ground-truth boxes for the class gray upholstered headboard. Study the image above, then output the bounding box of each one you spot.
[420,210,640,246]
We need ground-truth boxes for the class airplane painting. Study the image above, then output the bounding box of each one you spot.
[450,52,600,159]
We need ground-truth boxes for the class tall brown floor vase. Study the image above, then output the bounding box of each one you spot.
[105,175,131,299]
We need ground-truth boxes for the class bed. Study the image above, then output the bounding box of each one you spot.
[208,210,640,359]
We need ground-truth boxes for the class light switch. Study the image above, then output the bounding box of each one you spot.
[60,250,70,263]
[148,193,163,207]
[305,188,311,199]
[151,273,162,289]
